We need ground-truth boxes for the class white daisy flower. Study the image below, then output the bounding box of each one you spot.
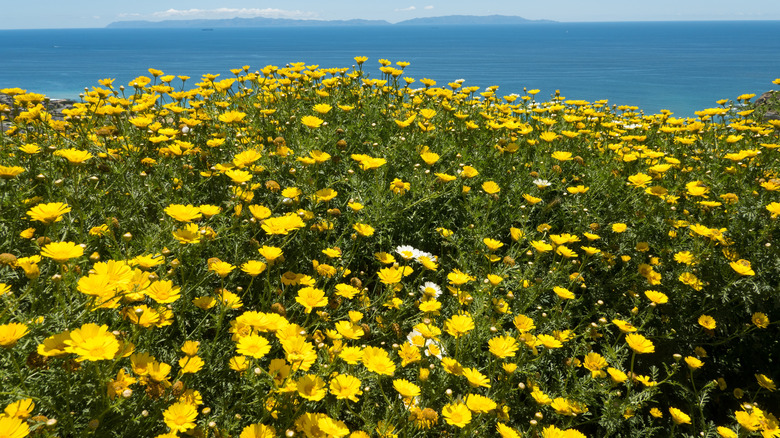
[406,330,445,359]
[419,282,442,299]
[396,245,421,260]
[533,178,552,189]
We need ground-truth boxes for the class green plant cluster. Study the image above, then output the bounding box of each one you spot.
[0,59,778,438]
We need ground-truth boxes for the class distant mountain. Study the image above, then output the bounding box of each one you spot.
[105,15,552,29]
[106,17,391,29]
[396,15,554,25]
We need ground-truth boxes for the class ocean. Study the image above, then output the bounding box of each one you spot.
[1,21,779,116]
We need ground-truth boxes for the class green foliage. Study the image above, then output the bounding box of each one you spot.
[0,63,778,437]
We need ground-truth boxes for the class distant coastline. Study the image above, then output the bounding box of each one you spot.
[106,14,554,29]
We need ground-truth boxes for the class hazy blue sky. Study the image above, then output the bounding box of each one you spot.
[3,0,779,29]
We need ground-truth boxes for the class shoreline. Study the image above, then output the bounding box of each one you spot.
[0,93,75,131]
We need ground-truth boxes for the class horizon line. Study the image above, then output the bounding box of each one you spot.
[3,18,780,31]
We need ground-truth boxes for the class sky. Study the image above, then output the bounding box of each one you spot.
[3,0,780,29]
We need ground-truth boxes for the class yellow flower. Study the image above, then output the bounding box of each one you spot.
[530,240,553,253]
[625,333,655,354]
[698,315,716,330]
[442,402,472,428]
[553,286,575,300]
[435,172,457,183]
[3,398,34,419]
[53,148,93,164]
[261,214,305,235]
[178,356,205,374]
[163,402,198,433]
[257,245,283,262]
[513,314,535,333]
[208,260,235,278]
[26,202,71,224]
[329,374,362,402]
[225,168,253,184]
[235,334,270,359]
[716,426,737,438]
[612,319,637,333]
[460,165,479,178]
[462,367,491,388]
[496,422,521,438]
[241,260,267,276]
[755,373,776,391]
[351,154,387,171]
[627,172,653,188]
[465,394,497,413]
[0,416,29,438]
[541,133,561,144]
[729,259,755,276]
[752,312,770,328]
[165,204,202,222]
[361,346,396,376]
[444,314,475,338]
[314,188,338,202]
[146,280,182,304]
[488,335,519,359]
[679,272,704,291]
[522,193,542,205]
[551,397,585,416]
[583,352,608,378]
[684,356,703,370]
[668,407,691,425]
[389,178,410,195]
[335,284,360,299]
[482,181,500,195]
[312,103,332,114]
[300,115,324,128]
[296,374,327,401]
[686,180,710,197]
[531,386,552,405]
[392,378,421,399]
[295,287,328,313]
[420,151,439,165]
[0,165,25,179]
[64,323,119,361]
[674,251,696,265]
[607,367,628,383]
[172,223,201,244]
[0,323,29,348]
[41,241,84,263]
[537,334,563,349]
[353,223,375,237]
[766,202,780,218]
[239,423,276,438]
[483,238,504,251]
[377,266,406,284]
[611,223,627,233]
[447,269,475,285]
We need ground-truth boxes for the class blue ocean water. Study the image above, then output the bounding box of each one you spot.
[1,21,779,116]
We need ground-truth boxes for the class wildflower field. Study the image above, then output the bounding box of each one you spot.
[1,58,779,438]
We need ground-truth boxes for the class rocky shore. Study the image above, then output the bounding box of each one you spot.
[754,90,780,120]
[0,93,76,132]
